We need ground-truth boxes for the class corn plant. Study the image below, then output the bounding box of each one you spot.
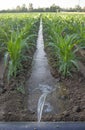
[43,14,85,77]
[5,30,27,80]
[50,34,79,76]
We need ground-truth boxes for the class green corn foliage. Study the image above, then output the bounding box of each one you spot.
[6,30,27,80]
[0,14,39,81]
[43,14,85,77]
[48,34,79,77]
[56,35,79,77]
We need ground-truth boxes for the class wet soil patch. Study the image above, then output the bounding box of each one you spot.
[44,46,85,121]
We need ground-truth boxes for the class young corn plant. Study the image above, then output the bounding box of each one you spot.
[5,29,27,81]
[49,33,79,77]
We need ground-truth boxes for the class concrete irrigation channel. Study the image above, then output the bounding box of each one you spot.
[0,122,85,130]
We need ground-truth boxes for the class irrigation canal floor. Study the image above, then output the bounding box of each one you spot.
[0,122,85,130]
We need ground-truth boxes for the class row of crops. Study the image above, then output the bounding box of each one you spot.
[0,13,85,81]
[43,14,85,77]
[0,13,40,81]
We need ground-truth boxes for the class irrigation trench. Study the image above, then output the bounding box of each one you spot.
[26,19,68,121]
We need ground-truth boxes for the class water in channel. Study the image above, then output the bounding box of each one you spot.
[26,19,68,122]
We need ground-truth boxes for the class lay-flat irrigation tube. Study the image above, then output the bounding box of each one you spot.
[0,122,85,130]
